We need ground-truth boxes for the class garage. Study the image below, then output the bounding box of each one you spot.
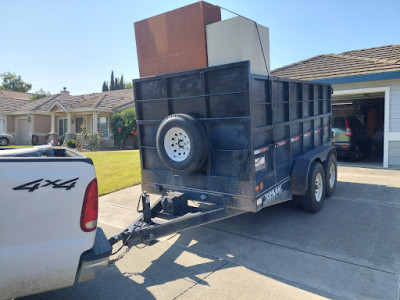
[332,91,384,163]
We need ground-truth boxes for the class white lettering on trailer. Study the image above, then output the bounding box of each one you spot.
[264,184,283,205]
[257,184,284,207]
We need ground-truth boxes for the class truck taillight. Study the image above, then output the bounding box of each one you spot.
[81,179,98,232]
[345,117,352,136]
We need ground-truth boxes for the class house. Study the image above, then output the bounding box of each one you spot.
[0,88,135,148]
[272,44,400,168]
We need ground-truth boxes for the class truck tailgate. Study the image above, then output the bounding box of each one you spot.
[0,157,97,299]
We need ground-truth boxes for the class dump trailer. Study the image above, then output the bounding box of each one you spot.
[109,61,337,248]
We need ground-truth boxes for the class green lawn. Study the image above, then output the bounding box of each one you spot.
[0,145,34,149]
[84,150,141,196]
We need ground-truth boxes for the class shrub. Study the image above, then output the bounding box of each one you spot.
[57,134,65,146]
[80,124,102,151]
[111,108,136,149]
[66,139,76,148]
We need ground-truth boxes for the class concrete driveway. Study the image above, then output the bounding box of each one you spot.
[23,165,400,299]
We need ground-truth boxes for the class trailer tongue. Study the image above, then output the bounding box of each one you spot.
[109,191,244,249]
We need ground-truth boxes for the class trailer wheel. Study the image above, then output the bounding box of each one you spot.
[324,154,337,197]
[156,114,208,173]
[300,162,326,213]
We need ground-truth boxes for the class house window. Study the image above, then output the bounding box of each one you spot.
[97,117,109,139]
[58,118,67,136]
[76,117,87,133]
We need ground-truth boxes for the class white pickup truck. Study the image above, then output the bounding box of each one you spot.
[0,145,111,299]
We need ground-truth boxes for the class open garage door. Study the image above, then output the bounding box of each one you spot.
[332,91,385,165]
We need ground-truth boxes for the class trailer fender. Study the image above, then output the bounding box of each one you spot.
[291,146,335,195]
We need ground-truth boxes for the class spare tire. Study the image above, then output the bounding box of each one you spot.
[156,114,208,173]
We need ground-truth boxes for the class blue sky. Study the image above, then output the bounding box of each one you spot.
[1,0,399,95]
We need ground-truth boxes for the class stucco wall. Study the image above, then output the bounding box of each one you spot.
[7,115,15,133]
[101,139,114,149]
[34,114,51,133]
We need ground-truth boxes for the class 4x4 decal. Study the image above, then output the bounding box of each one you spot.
[13,178,79,192]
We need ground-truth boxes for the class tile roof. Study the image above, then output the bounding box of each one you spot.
[271,44,400,81]
[0,90,32,113]
[15,89,135,113]
[0,90,32,101]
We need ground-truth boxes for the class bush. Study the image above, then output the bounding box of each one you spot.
[57,134,65,146]
[79,124,102,151]
[66,139,76,148]
[111,108,136,149]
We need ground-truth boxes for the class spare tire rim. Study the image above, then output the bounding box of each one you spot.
[329,163,336,188]
[315,172,323,202]
[164,127,191,162]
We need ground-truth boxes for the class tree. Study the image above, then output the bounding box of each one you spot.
[102,71,132,91]
[111,108,137,149]
[110,71,115,91]
[30,89,51,100]
[124,81,133,89]
[120,75,124,90]
[102,81,109,92]
[0,72,32,92]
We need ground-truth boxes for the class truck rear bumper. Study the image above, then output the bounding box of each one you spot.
[75,228,111,283]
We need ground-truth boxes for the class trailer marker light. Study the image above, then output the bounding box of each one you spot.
[260,182,264,190]
[304,132,312,137]
[255,186,260,191]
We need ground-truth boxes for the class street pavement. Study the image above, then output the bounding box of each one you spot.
[23,164,400,299]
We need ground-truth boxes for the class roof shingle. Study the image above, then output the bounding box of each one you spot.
[14,89,135,113]
[271,44,400,80]
[0,90,32,113]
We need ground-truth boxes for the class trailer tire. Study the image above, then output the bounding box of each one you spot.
[156,114,208,173]
[324,154,337,197]
[300,162,326,213]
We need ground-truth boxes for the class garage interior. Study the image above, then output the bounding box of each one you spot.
[332,92,385,164]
